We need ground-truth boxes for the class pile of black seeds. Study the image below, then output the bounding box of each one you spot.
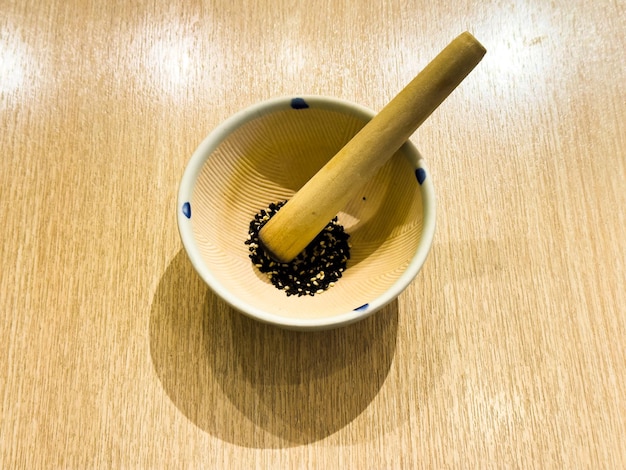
[245,201,351,296]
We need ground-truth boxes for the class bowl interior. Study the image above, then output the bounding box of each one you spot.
[184,97,429,323]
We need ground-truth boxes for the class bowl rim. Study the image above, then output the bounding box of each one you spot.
[177,95,436,330]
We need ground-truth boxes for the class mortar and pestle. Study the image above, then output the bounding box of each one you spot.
[178,32,486,330]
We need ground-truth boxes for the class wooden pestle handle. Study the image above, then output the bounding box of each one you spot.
[259,32,486,263]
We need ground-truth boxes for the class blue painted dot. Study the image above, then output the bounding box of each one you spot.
[354,303,369,312]
[415,168,427,185]
[182,202,191,219]
[291,97,309,109]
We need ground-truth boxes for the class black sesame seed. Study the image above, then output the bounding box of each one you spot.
[245,200,350,296]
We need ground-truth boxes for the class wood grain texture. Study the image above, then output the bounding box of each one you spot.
[1,0,625,468]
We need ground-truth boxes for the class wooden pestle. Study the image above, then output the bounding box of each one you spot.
[259,32,486,263]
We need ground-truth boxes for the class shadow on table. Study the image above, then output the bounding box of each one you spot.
[149,249,399,448]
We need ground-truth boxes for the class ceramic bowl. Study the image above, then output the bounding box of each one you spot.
[177,96,435,330]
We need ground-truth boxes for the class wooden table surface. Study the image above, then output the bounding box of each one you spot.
[2,0,625,468]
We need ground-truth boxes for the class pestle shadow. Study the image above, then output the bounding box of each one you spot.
[149,249,399,448]
[344,164,417,268]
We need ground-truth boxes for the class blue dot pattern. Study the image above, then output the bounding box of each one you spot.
[415,168,426,185]
[290,97,309,109]
[182,202,191,219]
[354,303,369,312]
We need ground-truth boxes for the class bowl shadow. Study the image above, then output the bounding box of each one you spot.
[149,249,399,448]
